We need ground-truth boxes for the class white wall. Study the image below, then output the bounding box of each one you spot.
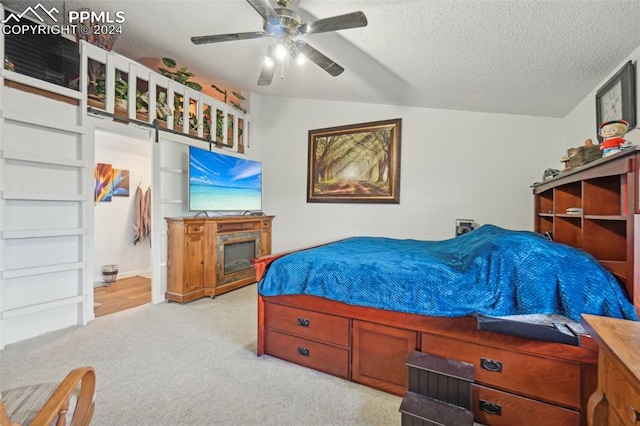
[94,129,152,284]
[251,97,565,252]
[564,45,640,149]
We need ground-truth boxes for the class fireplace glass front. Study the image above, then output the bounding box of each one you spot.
[224,240,256,275]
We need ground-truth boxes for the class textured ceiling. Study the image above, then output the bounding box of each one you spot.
[4,0,640,118]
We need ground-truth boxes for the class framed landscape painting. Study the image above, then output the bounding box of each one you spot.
[307,118,402,203]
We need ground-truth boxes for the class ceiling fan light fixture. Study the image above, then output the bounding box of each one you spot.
[291,46,305,65]
[275,43,287,60]
[192,0,369,86]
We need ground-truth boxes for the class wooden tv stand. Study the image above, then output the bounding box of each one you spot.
[165,216,273,303]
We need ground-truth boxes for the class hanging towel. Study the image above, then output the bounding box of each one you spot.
[133,186,144,245]
[142,187,151,243]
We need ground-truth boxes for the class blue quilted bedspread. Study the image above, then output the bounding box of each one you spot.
[258,225,638,322]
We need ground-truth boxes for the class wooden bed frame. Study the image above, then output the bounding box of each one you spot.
[253,251,599,426]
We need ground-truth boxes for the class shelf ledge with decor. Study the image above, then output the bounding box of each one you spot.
[79,41,249,152]
[2,21,249,153]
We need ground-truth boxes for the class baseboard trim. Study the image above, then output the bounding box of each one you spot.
[94,267,152,287]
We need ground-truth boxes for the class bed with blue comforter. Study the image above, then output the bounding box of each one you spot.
[258,224,638,322]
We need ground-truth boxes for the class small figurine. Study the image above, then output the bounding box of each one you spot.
[4,56,14,72]
[599,119,630,157]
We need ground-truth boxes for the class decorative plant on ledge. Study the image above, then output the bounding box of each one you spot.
[203,105,212,138]
[136,90,171,122]
[158,58,203,91]
[155,92,171,121]
[211,84,247,113]
[211,84,246,145]
[156,58,204,131]
[95,71,128,112]
[75,10,118,98]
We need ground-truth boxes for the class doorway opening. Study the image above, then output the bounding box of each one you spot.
[93,129,152,316]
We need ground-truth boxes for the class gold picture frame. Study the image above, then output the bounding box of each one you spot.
[307,118,402,203]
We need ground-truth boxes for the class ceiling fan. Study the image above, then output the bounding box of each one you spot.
[191,0,368,86]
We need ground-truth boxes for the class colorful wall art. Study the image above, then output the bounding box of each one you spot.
[113,168,130,197]
[94,164,130,202]
[94,163,113,203]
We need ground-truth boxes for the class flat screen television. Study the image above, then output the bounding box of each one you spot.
[188,146,262,212]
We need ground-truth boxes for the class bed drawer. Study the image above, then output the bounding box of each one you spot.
[421,333,581,408]
[265,302,350,347]
[265,329,349,379]
[472,384,579,426]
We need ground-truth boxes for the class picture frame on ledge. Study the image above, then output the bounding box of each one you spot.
[595,60,636,142]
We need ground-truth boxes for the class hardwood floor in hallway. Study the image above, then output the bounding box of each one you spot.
[94,275,151,317]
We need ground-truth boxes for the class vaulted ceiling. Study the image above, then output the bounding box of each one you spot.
[4,0,640,118]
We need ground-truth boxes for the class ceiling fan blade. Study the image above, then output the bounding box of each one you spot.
[247,0,282,26]
[191,31,266,45]
[294,41,344,76]
[257,49,277,86]
[298,11,367,35]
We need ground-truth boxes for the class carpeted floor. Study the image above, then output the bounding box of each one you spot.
[0,284,402,425]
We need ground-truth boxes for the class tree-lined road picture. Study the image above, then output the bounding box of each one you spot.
[307,118,401,203]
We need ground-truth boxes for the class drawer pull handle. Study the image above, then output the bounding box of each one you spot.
[194,227,199,231]
[297,318,310,327]
[297,347,310,357]
[479,400,502,416]
[480,357,503,373]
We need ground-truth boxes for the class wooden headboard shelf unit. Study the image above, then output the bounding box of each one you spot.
[532,146,640,311]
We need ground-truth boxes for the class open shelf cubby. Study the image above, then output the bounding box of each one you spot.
[554,216,582,248]
[582,218,627,262]
[554,181,581,215]
[582,175,623,216]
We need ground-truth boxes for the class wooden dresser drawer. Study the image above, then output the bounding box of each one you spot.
[265,303,350,347]
[472,384,579,426]
[422,333,581,408]
[186,223,204,234]
[600,352,640,424]
[265,329,349,379]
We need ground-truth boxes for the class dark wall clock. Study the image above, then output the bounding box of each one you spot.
[595,61,636,142]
